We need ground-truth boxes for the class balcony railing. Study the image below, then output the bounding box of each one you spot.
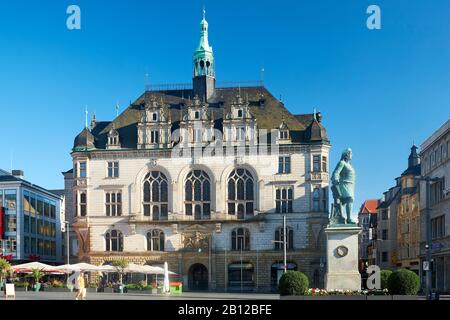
[309,171,329,182]
[74,177,88,187]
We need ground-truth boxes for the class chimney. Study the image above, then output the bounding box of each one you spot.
[12,170,24,179]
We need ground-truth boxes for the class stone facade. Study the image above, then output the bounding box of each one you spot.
[419,119,450,293]
[67,11,331,292]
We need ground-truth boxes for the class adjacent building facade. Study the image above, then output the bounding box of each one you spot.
[358,200,379,262]
[371,185,399,269]
[371,146,421,271]
[67,12,331,292]
[419,119,450,293]
[396,146,421,273]
[0,169,63,264]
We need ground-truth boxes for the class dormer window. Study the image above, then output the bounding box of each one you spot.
[236,127,246,141]
[150,130,160,144]
[107,128,120,149]
[237,110,243,118]
[152,113,157,121]
[259,98,265,107]
[280,130,289,140]
[195,111,200,119]
[278,121,290,141]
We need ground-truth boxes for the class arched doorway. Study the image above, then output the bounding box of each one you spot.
[188,263,208,291]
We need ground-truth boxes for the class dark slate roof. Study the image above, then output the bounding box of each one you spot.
[73,86,330,151]
[304,118,329,143]
[294,114,314,127]
[401,163,421,177]
[73,128,96,151]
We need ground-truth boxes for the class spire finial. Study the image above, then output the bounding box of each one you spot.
[203,5,206,20]
[261,66,265,84]
[85,106,89,129]
[116,102,120,117]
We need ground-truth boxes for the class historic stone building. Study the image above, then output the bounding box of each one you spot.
[419,119,450,293]
[67,11,330,292]
[371,146,422,272]
[396,145,421,273]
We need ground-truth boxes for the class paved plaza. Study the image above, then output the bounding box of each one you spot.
[3,291,280,301]
[3,291,448,300]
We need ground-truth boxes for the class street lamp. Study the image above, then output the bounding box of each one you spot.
[414,175,440,300]
[63,221,70,265]
[272,215,288,274]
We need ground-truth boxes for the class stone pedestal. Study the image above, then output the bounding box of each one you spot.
[324,225,362,291]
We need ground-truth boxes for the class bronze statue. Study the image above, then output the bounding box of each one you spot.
[330,148,356,225]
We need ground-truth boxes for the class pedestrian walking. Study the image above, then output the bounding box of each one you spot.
[75,272,86,300]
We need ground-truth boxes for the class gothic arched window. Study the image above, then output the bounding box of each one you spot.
[105,230,123,252]
[227,169,254,219]
[231,228,250,251]
[146,229,165,252]
[185,170,211,220]
[143,171,169,220]
[274,227,294,250]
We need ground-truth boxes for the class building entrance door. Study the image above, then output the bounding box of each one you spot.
[188,263,208,291]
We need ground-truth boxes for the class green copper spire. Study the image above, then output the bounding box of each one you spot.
[193,8,215,78]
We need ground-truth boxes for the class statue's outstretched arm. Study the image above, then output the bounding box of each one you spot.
[331,160,344,184]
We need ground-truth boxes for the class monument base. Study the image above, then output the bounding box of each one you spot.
[324,225,362,292]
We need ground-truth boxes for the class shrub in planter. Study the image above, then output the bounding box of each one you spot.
[125,284,141,291]
[380,270,392,290]
[14,281,30,290]
[387,269,420,295]
[278,271,309,296]
[88,282,98,289]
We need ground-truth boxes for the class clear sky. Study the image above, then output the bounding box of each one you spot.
[0,0,449,213]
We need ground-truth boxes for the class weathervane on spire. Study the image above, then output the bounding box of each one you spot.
[203,5,206,20]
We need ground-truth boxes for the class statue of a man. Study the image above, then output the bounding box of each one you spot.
[331,148,356,224]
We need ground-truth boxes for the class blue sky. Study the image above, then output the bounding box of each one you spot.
[0,0,449,212]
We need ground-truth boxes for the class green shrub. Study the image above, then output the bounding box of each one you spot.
[88,282,98,289]
[142,285,153,291]
[125,284,140,290]
[14,281,29,288]
[380,270,392,290]
[278,271,309,296]
[387,269,420,295]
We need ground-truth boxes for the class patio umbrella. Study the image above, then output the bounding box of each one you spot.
[163,262,170,294]
[141,265,165,275]
[144,265,177,275]
[96,265,117,272]
[55,263,104,272]
[124,263,148,273]
[12,262,60,273]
